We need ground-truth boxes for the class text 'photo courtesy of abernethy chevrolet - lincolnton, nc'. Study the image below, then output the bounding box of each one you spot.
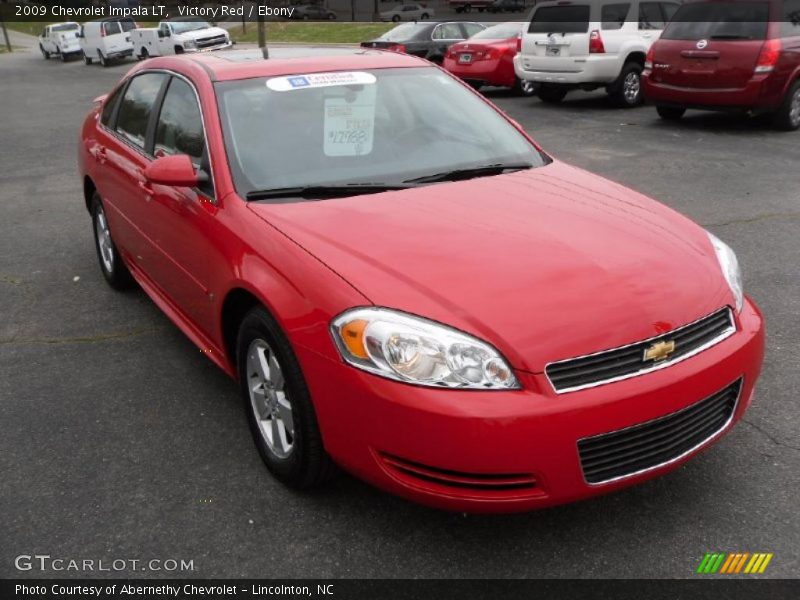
[77,5,767,511]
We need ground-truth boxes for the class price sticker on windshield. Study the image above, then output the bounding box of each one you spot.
[323,85,376,157]
[267,71,377,91]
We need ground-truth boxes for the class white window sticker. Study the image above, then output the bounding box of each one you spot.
[266,71,377,92]
[323,85,376,157]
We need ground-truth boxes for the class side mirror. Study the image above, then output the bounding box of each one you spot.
[144,155,207,188]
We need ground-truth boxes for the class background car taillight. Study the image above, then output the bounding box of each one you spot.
[515,33,522,53]
[387,43,406,53]
[589,30,605,54]
[644,46,655,70]
[755,38,781,73]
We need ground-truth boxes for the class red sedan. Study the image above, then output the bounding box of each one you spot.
[78,48,764,512]
[443,22,535,95]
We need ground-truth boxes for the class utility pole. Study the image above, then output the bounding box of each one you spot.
[257,13,268,59]
[1,19,12,53]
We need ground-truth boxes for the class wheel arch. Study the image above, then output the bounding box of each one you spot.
[220,287,267,372]
[83,175,97,213]
[624,51,646,67]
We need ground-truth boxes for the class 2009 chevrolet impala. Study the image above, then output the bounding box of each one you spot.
[78,48,764,512]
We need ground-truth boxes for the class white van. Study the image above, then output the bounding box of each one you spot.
[79,18,137,67]
[514,0,680,106]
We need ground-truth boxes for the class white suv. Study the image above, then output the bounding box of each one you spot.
[514,0,680,106]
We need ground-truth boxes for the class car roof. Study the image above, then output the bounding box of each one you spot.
[148,48,430,82]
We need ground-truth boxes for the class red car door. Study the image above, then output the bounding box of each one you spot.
[140,75,216,337]
[96,72,169,271]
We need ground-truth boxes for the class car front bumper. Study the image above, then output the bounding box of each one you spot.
[297,298,764,513]
[185,41,233,53]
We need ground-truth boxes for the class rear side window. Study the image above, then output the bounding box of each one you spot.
[433,23,463,40]
[782,0,800,38]
[103,21,122,36]
[462,22,485,38]
[639,2,665,30]
[100,86,124,127]
[120,19,136,33]
[154,77,205,164]
[662,2,769,40]
[115,73,167,149]
[529,5,591,34]
[602,4,631,30]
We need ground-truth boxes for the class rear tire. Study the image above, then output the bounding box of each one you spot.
[392,15,401,22]
[609,62,644,108]
[773,80,800,131]
[138,47,149,61]
[514,77,537,97]
[90,194,134,291]
[538,84,568,104]
[237,307,336,489]
[656,106,686,121]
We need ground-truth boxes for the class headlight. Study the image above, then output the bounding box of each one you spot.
[183,40,197,49]
[707,232,743,312]
[331,308,520,390]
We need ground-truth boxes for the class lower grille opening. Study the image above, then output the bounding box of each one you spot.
[578,378,742,485]
[379,453,541,499]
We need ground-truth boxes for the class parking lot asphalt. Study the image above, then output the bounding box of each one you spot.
[1,46,798,579]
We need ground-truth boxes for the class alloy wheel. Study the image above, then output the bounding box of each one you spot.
[790,88,800,128]
[94,206,114,273]
[246,339,294,459]
[623,72,640,105]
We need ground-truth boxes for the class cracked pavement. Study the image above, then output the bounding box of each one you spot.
[1,46,798,579]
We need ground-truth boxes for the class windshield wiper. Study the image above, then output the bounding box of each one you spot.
[245,184,411,201]
[403,163,534,185]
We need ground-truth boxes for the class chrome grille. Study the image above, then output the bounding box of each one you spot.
[578,378,741,484]
[546,308,735,393]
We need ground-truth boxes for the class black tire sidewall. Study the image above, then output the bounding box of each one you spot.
[775,81,800,131]
[612,62,644,107]
[90,194,133,289]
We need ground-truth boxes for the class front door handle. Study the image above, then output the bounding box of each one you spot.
[138,179,154,199]
[93,145,107,164]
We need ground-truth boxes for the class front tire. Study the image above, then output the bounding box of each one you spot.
[40,45,50,60]
[609,62,644,108]
[773,80,800,131]
[83,53,92,65]
[656,105,686,121]
[98,50,109,67]
[538,84,568,104]
[90,194,134,290]
[237,307,335,489]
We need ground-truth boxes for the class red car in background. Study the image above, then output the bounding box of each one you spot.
[79,48,763,513]
[444,22,536,95]
[643,0,800,129]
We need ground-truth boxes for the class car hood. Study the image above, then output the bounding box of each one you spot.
[181,27,228,40]
[247,161,732,373]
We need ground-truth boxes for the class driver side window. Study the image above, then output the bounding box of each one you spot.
[160,23,171,36]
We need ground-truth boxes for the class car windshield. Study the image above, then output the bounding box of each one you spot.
[170,20,212,34]
[377,23,429,41]
[471,22,522,40]
[52,23,79,32]
[662,2,769,40]
[216,67,547,200]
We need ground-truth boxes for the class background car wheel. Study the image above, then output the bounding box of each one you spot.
[58,47,67,62]
[90,194,134,290]
[40,45,50,60]
[83,53,92,65]
[421,13,429,19]
[610,62,644,108]
[98,50,108,67]
[328,13,336,20]
[138,48,149,61]
[656,106,686,121]
[773,80,800,131]
[237,307,335,489]
[538,84,568,104]
[514,78,537,97]
[392,15,401,22]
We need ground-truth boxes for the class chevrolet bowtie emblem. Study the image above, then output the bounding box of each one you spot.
[644,340,676,362]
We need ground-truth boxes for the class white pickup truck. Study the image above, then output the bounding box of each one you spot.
[38,22,83,62]
[131,18,232,59]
